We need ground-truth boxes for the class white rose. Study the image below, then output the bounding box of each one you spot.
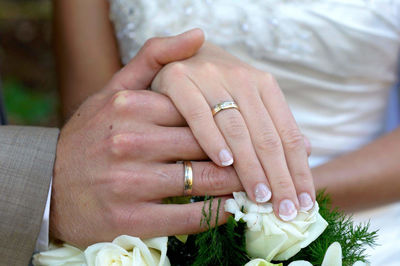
[33,235,170,266]
[85,235,170,266]
[33,243,86,265]
[245,242,368,266]
[225,192,328,262]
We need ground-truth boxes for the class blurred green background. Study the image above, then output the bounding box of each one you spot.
[0,0,59,126]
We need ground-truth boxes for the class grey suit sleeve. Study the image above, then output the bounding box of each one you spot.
[0,126,59,265]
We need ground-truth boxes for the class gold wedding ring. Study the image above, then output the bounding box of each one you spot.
[212,101,239,116]
[183,161,193,196]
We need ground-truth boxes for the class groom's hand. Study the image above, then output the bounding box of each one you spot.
[50,29,243,248]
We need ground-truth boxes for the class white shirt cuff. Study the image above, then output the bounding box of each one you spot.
[35,178,52,252]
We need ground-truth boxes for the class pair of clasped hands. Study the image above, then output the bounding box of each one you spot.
[52,29,314,248]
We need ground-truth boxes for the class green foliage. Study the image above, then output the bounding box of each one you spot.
[167,235,197,265]
[192,197,249,266]
[3,79,57,125]
[167,191,377,266]
[287,190,378,266]
[167,197,249,266]
[162,196,192,205]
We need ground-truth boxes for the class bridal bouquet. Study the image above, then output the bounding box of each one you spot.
[33,191,376,266]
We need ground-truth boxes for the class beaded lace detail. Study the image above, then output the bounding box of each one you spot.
[109,0,399,64]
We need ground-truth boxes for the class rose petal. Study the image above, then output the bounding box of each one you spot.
[32,243,86,266]
[243,213,263,231]
[225,193,328,262]
[321,242,343,266]
[143,237,170,266]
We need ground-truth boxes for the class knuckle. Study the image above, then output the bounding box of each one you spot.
[109,90,135,111]
[199,164,219,188]
[199,165,230,193]
[260,72,277,85]
[164,62,189,77]
[201,61,219,74]
[230,66,252,81]
[281,128,304,151]
[293,170,313,185]
[157,63,189,93]
[254,131,281,152]
[109,133,148,157]
[106,171,130,198]
[259,72,280,94]
[222,113,247,140]
[275,177,294,190]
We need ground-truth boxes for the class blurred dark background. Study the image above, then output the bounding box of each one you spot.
[0,0,59,126]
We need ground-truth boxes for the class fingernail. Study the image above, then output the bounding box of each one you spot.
[219,149,234,166]
[254,183,272,203]
[279,199,298,221]
[299,192,314,212]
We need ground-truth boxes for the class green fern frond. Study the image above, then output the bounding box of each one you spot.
[193,196,249,266]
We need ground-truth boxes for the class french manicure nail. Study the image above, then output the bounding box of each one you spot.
[254,183,272,203]
[279,199,298,221]
[219,149,234,166]
[299,192,314,212]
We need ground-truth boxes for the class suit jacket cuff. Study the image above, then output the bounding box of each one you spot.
[0,126,59,265]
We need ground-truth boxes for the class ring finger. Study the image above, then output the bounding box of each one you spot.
[127,161,242,200]
[199,85,273,204]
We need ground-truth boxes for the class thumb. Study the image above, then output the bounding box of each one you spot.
[112,28,205,91]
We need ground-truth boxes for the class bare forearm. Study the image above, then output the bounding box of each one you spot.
[53,0,121,120]
[312,127,400,211]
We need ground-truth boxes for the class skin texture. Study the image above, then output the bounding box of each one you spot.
[54,0,314,222]
[151,43,315,221]
[51,30,244,248]
[54,0,400,215]
[53,0,122,119]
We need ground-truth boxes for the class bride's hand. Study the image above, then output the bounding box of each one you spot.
[152,39,314,221]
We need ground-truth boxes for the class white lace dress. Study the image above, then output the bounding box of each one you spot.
[108,0,400,264]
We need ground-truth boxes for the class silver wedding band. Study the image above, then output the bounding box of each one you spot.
[212,101,240,116]
[183,161,193,196]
